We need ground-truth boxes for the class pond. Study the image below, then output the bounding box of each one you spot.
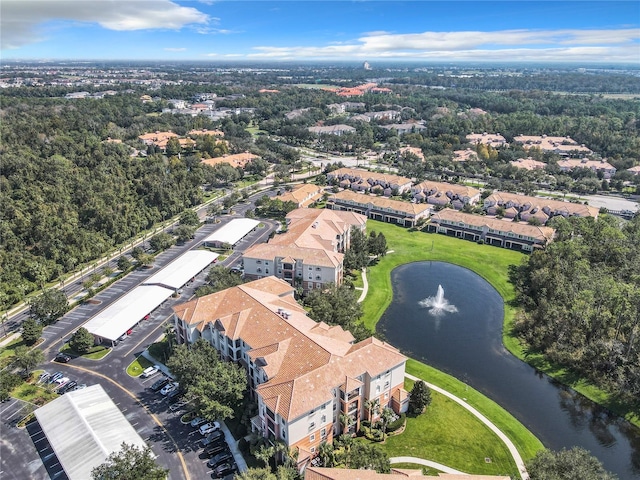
[377,261,640,479]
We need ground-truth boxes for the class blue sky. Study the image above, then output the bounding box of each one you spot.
[2,1,639,63]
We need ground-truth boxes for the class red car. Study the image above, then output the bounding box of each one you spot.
[126,329,133,335]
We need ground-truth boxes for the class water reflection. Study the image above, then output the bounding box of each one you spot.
[377,261,640,479]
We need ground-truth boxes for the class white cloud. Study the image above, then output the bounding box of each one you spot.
[164,47,187,52]
[248,28,640,63]
[1,0,209,49]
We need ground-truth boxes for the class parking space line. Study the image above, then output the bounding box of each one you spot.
[0,400,17,415]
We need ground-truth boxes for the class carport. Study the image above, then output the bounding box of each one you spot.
[84,285,173,345]
[143,249,219,291]
[202,218,260,248]
[33,384,148,480]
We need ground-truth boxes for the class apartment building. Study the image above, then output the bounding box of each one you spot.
[172,277,408,466]
[327,167,413,195]
[483,191,599,223]
[242,208,366,292]
[465,132,507,148]
[326,190,431,227]
[428,209,555,251]
[513,134,592,156]
[277,184,324,208]
[556,158,617,179]
[411,180,481,209]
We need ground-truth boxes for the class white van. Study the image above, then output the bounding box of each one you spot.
[141,365,160,378]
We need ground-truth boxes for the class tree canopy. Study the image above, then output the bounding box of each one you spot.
[509,214,640,403]
[91,442,168,480]
[28,289,68,325]
[166,339,247,421]
[527,447,617,480]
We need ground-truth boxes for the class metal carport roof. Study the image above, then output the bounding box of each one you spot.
[202,218,260,246]
[84,285,173,342]
[34,384,148,480]
[143,249,218,290]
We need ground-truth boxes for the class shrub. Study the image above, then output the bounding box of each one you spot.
[386,413,406,433]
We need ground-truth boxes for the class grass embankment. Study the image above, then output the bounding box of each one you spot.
[126,355,154,377]
[361,220,544,464]
[381,377,518,477]
[364,218,639,435]
[60,343,110,360]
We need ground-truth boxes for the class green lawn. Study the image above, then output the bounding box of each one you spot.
[126,355,154,377]
[360,220,544,466]
[60,343,110,360]
[381,382,518,477]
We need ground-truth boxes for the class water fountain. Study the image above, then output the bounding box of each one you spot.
[419,284,458,316]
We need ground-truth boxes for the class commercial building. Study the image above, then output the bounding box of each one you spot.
[172,277,408,467]
[34,385,148,480]
[326,190,431,227]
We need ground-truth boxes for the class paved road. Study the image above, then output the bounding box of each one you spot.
[0,192,279,480]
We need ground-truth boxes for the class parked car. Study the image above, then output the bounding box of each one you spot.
[48,372,64,384]
[201,430,225,447]
[207,451,234,468]
[204,441,228,457]
[169,400,187,412]
[190,417,207,428]
[54,377,70,389]
[150,377,170,392]
[73,384,87,391]
[38,372,50,383]
[212,462,237,478]
[54,353,71,363]
[166,388,183,401]
[118,334,127,341]
[141,365,160,378]
[199,421,221,436]
[58,381,77,394]
[160,382,179,396]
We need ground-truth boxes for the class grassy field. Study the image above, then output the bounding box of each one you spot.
[360,220,545,465]
[381,380,518,477]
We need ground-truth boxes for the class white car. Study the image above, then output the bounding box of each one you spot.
[190,417,207,428]
[198,421,221,436]
[54,377,70,389]
[160,382,179,396]
[141,365,160,378]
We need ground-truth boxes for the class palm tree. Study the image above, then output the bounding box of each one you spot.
[379,407,395,437]
[364,398,380,422]
[317,442,335,467]
[339,412,355,435]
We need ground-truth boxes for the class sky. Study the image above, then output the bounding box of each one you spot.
[1,0,639,64]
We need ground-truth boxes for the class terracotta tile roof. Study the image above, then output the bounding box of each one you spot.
[243,243,343,268]
[413,180,480,200]
[138,130,178,145]
[557,158,615,171]
[453,149,479,162]
[484,191,599,218]
[465,132,507,147]
[201,152,258,169]
[257,336,406,421]
[431,208,556,243]
[269,208,366,251]
[305,467,510,480]
[329,190,431,216]
[399,146,425,160]
[510,157,546,170]
[514,134,592,154]
[278,184,324,208]
[328,167,412,188]
[188,128,224,137]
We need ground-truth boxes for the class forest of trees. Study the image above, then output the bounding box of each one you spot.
[509,214,640,404]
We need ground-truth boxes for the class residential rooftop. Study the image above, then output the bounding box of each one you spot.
[329,189,432,216]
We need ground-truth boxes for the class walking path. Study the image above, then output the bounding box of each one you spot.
[389,457,467,475]
[405,373,529,480]
[357,267,368,303]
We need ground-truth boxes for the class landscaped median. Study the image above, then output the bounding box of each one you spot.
[359,220,544,471]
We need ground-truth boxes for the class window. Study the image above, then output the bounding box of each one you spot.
[315,275,321,280]
[309,422,315,430]
[384,381,389,389]
[256,260,262,264]
[310,434,315,442]
[282,430,286,439]
[316,267,321,271]
[376,385,381,393]
[310,446,316,453]
[321,415,326,423]
[384,392,389,399]
[265,269,269,274]
[333,403,337,411]
[257,268,262,273]
[321,428,327,439]
[308,266,312,270]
